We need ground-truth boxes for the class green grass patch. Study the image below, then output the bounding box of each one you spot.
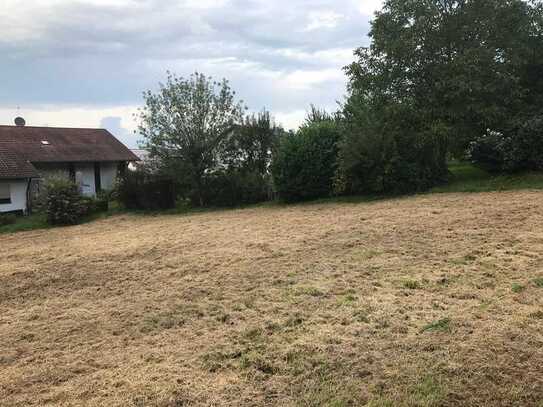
[0,213,50,234]
[0,203,126,235]
[512,283,526,293]
[365,399,395,407]
[432,162,543,194]
[422,318,451,333]
[296,286,325,297]
[337,294,358,307]
[139,311,185,334]
[403,280,421,290]
[365,375,445,407]
[533,278,543,288]
[409,375,446,407]
[353,309,371,323]
[239,350,277,374]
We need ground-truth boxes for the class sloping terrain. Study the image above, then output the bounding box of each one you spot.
[1,191,543,406]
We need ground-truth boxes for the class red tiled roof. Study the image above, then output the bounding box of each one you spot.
[0,146,39,179]
[0,126,140,164]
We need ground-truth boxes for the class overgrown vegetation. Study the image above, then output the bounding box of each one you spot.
[132,0,543,207]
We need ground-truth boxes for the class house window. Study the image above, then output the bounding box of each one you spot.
[0,183,11,205]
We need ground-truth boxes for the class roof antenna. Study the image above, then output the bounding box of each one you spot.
[14,106,26,127]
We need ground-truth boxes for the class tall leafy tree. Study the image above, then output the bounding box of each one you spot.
[221,110,280,176]
[138,72,246,206]
[346,0,543,155]
[303,104,334,126]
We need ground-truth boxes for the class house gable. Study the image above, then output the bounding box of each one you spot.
[0,125,139,164]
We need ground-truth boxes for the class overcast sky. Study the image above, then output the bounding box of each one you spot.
[0,0,382,147]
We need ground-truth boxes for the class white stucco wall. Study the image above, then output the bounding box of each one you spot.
[73,163,96,196]
[0,180,28,213]
[33,162,120,196]
[34,163,70,179]
[100,162,118,191]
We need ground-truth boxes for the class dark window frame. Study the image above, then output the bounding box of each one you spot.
[69,163,76,182]
[0,183,11,205]
[94,162,102,193]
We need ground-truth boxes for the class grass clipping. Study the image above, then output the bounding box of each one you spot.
[1,190,543,406]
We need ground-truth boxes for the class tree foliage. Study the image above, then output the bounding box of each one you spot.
[198,110,282,207]
[337,101,448,194]
[469,115,543,172]
[346,0,543,155]
[272,120,341,202]
[138,72,246,206]
[221,110,281,175]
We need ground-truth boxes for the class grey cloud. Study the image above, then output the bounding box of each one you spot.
[0,0,375,128]
[100,116,139,148]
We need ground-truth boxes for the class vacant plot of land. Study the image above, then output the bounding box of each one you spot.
[1,191,543,406]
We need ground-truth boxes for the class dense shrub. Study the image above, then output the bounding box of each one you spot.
[93,191,111,213]
[117,170,176,210]
[44,177,89,225]
[469,115,543,172]
[467,130,509,172]
[337,103,449,195]
[80,194,109,215]
[200,170,271,207]
[189,111,279,207]
[512,116,543,170]
[272,121,341,202]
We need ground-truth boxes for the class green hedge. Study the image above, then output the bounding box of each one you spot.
[200,170,271,207]
[117,170,176,210]
[272,121,341,202]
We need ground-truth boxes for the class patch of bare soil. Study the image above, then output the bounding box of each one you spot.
[1,191,543,406]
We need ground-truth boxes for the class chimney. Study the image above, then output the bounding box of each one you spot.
[14,117,26,127]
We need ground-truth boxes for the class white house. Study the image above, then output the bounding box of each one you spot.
[0,118,139,214]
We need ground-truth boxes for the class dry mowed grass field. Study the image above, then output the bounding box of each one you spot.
[1,191,543,407]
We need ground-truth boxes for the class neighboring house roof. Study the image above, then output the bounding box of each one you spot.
[130,149,150,162]
[0,146,40,179]
[0,126,140,163]
[0,125,139,179]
